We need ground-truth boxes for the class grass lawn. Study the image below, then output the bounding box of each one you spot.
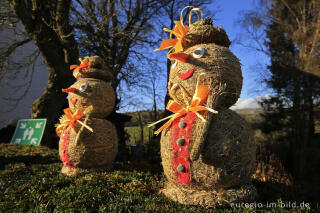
[0,143,317,212]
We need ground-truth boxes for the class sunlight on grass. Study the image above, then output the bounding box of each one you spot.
[0,143,317,212]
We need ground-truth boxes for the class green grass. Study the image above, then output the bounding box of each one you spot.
[0,143,318,212]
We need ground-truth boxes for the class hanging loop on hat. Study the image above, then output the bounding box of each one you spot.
[180,6,203,26]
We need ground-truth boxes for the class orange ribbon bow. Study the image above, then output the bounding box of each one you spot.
[56,108,84,136]
[149,84,218,135]
[155,21,188,56]
[70,57,89,79]
[56,106,94,137]
[154,6,203,58]
[64,108,84,130]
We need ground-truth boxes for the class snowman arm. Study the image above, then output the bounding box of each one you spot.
[189,112,213,161]
[190,78,224,161]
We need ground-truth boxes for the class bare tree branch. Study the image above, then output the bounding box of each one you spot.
[0,48,40,118]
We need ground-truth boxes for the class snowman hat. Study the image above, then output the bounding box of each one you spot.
[70,56,113,81]
[184,19,231,49]
[155,6,231,59]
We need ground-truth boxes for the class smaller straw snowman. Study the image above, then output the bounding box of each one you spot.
[56,56,118,176]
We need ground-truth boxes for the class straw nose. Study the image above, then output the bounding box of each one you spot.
[169,52,190,63]
[62,87,76,94]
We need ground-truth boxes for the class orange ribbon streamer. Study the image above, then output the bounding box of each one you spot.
[154,21,188,58]
[154,6,203,59]
[70,58,89,79]
[149,84,218,135]
[56,108,84,136]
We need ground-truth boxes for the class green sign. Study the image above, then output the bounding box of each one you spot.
[11,119,47,146]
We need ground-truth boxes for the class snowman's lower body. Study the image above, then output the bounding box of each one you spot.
[59,118,118,176]
[160,109,257,207]
[162,181,257,207]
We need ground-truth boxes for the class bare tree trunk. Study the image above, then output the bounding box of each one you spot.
[290,68,302,175]
[164,1,175,111]
[7,0,78,148]
[303,74,315,147]
[152,83,158,121]
[137,111,144,144]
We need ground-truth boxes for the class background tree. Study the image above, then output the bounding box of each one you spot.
[0,1,31,81]
[0,1,41,127]
[72,0,171,98]
[71,0,173,157]
[4,0,171,149]
[239,0,320,179]
[3,0,216,152]
[6,0,79,148]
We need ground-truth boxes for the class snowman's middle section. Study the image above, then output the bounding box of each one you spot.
[170,111,198,185]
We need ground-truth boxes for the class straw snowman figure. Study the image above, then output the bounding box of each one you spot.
[56,56,118,176]
[150,7,256,207]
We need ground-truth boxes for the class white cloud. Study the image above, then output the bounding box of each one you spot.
[230,94,271,110]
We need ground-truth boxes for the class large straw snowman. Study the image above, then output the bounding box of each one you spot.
[150,7,256,207]
[56,56,118,176]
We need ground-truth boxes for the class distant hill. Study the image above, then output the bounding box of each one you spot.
[233,108,263,114]
[124,108,262,127]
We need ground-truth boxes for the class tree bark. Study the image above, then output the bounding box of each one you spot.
[7,0,79,148]
[137,111,144,144]
[152,82,158,121]
[164,0,175,112]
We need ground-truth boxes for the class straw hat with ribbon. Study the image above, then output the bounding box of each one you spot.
[70,56,113,81]
[155,6,203,58]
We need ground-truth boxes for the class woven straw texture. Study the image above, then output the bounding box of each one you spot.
[184,23,231,49]
[77,68,113,81]
[162,181,257,207]
[160,109,256,206]
[168,43,242,109]
[59,117,118,176]
[159,19,256,207]
[78,56,113,81]
[68,78,115,118]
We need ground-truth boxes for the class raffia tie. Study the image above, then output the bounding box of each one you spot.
[70,57,89,80]
[148,84,217,135]
[154,6,203,58]
[56,107,93,136]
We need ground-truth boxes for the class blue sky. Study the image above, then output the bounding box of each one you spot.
[0,0,272,128]
[119,0,272,112]
[213,0,270,100]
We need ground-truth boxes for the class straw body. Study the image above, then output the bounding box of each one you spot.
[59,118,118,176]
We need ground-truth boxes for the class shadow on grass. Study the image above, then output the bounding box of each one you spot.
[0,155,60,170]
[253,179,320,210]
[114,160,163,175]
